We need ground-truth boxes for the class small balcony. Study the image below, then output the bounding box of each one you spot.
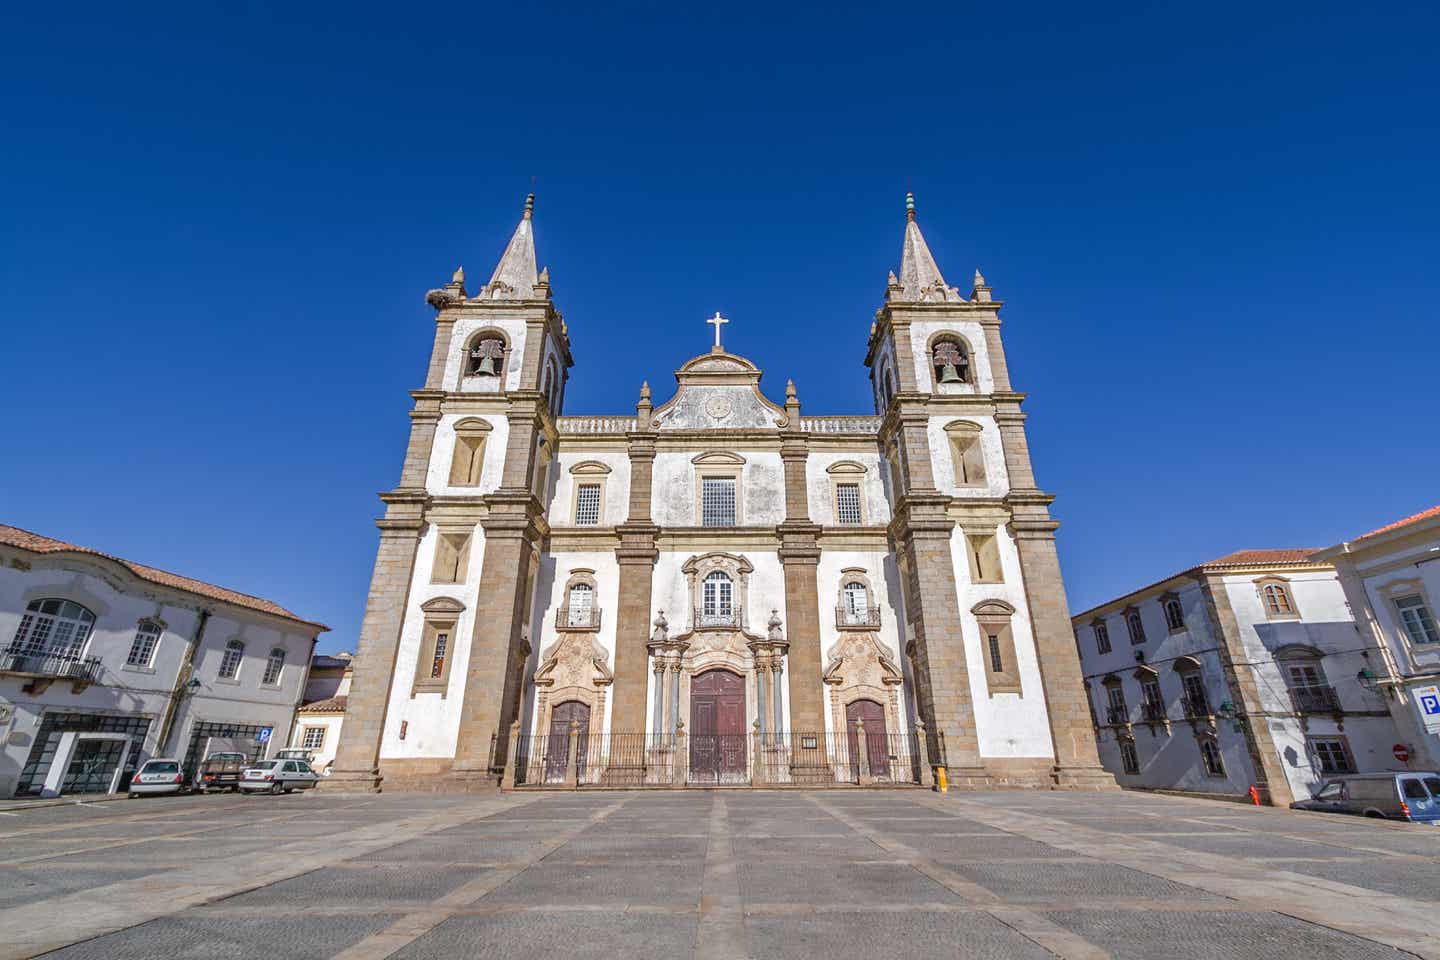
[1105,705,1131,725]
[1140,701,1168,724]
[835,605,882,630]
[0,646,104,693]
[694,605,743,630]
[1181,694,1212,719]
[1289,683,1342,715]
[555,607,603,631]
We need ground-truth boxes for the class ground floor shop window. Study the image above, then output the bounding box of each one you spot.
[1198,736,1226,777]
[181,721,274,782]
[15,713,152,796]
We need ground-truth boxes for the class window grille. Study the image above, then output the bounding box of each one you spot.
[262,647,286,685]
[835,483,862,525]
[301,727,326,750]
[430,630,449,678]
[127,621,162,667]
[1311,738,1354,774]
[568,583,595,626]
[701,477,737,527]
[574,483,602,525]
[987,633,1004,673]
[219,640,245,680]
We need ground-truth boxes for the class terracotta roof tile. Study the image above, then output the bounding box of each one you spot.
[0,524,327,631]
[1356,504,1440,541]
[299,695,348,713]
[1200,548,1323,568]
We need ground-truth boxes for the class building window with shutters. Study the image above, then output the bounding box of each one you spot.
[1125,609,1146,645]
[1256,577,1300,619]
[1308,736,1355,775]
[1118,737,1140,775]
[126,620,163,668]
[1162,595,1185,632]
[1198,735,1226,777]
[836,572,880,629]
[262,647,286,686]
[1395,595,1440,645]
[1093,619,1112,654]
[218,639,245,680]
[557,570,602,630]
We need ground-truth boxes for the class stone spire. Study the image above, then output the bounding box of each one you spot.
[892,192,963,303]
[483,193,540,298]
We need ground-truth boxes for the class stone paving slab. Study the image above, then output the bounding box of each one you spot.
[219,864,486,906]
[1266,858,1440,901]
[946,859,1214,903]
[353,835,553,864]
[746,909,1055,960]
[480,860,703,906]
[0,867,163,909]
[1145,832,1374,859]
[389,912,699,960]
[1043,909,1411,960]
[736,860,965,906]
[37,913,398,959]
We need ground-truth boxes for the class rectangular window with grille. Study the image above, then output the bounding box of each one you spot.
[835,483,862,525]
[701,477,737,527]
[574,483,602,525]
[1310,737,1355,774]
[430,631,449,678]
[127,622,162,667]
[301,727,326,750]
[987,633,1003,673]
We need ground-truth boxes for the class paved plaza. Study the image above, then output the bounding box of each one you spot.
[0,787,1437,959]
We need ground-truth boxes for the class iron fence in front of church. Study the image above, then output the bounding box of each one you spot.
[509,729,925,789]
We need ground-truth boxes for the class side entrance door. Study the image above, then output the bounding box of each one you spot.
[845,699,890,781]
[690,669,746,783]
[545,701,591,784]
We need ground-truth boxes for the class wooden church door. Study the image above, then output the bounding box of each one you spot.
[545,701,590,783]
[690,669,746,782]
[845,699,890,780]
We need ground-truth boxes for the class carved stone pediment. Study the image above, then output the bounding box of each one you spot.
[534,633,612,690]
[823,633,903,689]
[649,351,789,430]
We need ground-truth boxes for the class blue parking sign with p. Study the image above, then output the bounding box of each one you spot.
[1422,693,1440,717]
[257,727,273,743]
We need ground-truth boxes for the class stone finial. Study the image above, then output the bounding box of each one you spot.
[651,609,669,644]
[768,609,784,642]
[905,191,916,222]
[636,380,653,428]
[785,379,797,400]
[640,380,651,400]
[887,270,900,287]
[452,265,465,285]
[537,265,550,285]
[970,267,993,303]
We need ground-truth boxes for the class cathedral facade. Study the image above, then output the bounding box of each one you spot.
[329,194,1113,791]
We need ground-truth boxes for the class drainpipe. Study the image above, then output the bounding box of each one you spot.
[156,609,210,756]
[285,633,320,752]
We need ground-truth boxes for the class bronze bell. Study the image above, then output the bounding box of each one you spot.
[938,363,963,383]
[477,355,497,375]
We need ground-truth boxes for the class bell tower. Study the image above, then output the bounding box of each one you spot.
[329,194,573,791]
[866,193,1113,789]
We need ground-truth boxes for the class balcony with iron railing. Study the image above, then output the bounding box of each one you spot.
[0,646,104,690]
[693,604,743,630]
[1140,701,1168,723]
[835,605,882,629]
[555,606,603,631]
[1181,694,1212,718]
[1289,683,1342,715]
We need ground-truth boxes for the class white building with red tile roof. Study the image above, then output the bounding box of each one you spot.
[0,524,328,798]
[1314,505,1440,771]
[1072,548,1403,805]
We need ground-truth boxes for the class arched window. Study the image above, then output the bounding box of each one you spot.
[1125,610,1146,645]
[12,598,95,658]
[567,582,594,627]
[262,647,286,685]
[127,620,163,667]
[1173,656,1210,716]
[1257,579,1297,618]
[702,571,734,624]
[1092,620,1112,654]
[881,368,895,408]
[930,336,971,385]
[1198,735,1226,777]
[1163,597,1185,632]
[219,639,245,680]
[465,331,508,378]
[1118,736,1140,775]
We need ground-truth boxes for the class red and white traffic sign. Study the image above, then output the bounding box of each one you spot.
[1393,743,1410,763]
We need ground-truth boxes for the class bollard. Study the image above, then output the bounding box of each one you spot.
[564,720,580,789]
[855,718,873,785]
[672,720,687,788]
[1248,785,1261,806]
[936,765,949,793]
[501,720,521,790]
[915,720,935,789]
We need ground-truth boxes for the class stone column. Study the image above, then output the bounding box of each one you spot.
[651,658,666,738]
[327,495,426,791]
[755,663,769,738]
[1198,574,1294,805]
[994,399,1114,790]
[669,661,682,733]
[778,418,824,734]
[771,660,785,735]
[612,392,658,734]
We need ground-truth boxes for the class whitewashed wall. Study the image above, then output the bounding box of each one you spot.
[426,414,510,496]
[651,451,786,527]
[907,319,996,395]
[924,415,1010,498]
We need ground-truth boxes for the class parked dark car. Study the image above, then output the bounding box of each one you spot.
[1291,773,1440,824]
[196,751,249,793]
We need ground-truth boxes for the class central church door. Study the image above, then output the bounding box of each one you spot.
[545,701,590,783]
[690,669,746,782]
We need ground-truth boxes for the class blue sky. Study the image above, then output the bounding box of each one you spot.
[3,2,1437,651]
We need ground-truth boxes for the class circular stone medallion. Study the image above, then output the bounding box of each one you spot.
[704,394,733,421]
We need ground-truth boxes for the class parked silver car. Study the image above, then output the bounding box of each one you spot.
[1291,772,1440,824]
[238,759,320,795]
[128,759,186,798]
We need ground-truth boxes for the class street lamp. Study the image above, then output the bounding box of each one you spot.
[1355,667,1380,694]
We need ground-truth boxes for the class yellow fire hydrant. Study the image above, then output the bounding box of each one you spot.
[935,766,948,793]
